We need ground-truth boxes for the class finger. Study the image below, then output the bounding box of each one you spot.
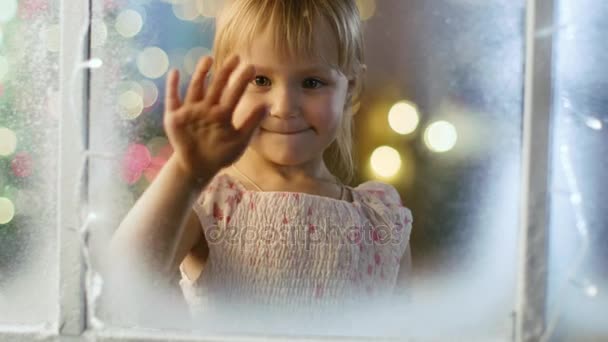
[236,103,267,141]
[219,63,255,112]
[204,55,240,106]
[185,56,213,104]
[165,69,182,111]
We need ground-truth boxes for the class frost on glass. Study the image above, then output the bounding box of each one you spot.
[547,1,608,340]
[356,0,523,337]
[88,0,523,339]
[0,0,59,329]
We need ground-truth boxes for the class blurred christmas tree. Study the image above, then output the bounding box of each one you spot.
[0,0,59,283]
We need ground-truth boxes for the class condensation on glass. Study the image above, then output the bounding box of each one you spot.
[546,0,608,340]
[0,0,60,329]
[83,0,524,339]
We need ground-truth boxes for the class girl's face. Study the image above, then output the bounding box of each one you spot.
[231,23,353,167]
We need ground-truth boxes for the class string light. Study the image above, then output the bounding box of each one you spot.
[173,0,199,21]
[388,101,419,135]
[140,80,159,108]
[370,146,402,179]
[423,120,458,153]
[0,127,17,156]
[356,0,377,21]
[0,197,15,225]
[196,0,224,17]
[540,141,594,342]
[115,9,144,38]
[137,47,170,79]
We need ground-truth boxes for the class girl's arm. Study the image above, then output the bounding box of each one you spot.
[109,156,212,282]
[110,54,264,285]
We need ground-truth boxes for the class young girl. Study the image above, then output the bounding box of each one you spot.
[111,0,413,333]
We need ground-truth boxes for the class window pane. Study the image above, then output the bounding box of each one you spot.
[358,0,523,338]
[0,0,59,328]
[547,0,608,340]
[90,0,523,339]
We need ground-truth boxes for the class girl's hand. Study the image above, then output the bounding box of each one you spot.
[163,55,266,180]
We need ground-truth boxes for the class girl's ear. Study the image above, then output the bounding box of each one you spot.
[347,64,367,94]
[346,64,367,116]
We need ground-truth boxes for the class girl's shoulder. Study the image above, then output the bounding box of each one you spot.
[353,180,408,208]
[191,172,244,225]
[352,180,413,229]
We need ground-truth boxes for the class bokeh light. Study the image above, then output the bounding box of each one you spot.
[173,1,199,21]
[115,9,144,38]
[424,120,458,153]
[42,24,61,53]
[0,56,8,82]
[388,101,420,135]
[0,127,17,156]
[0,27,4,47]
[356,0,377,21]
[118,91,144,120]
[118,81,144,98]
[0,197,15,225]
[137,47,170,79]
[0,0,17,23]
[140,79,159,108]
[585,116,603,131]
[184,47,211,75]
[370,146,402,179]
[196,0,224,17]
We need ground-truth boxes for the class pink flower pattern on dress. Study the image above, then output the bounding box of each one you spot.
[187,174,413,306]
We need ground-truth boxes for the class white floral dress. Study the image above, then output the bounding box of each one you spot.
[179,173,413,334]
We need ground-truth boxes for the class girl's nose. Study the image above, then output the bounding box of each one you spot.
[269,87,300,119]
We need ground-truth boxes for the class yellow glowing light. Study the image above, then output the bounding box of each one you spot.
[140,79,159,107]
[43,24,61,53]
[424,120,458,153]
[184,47,211,75]
[115,9,143,38]
[173,1,199,21]
[356,0,377,21]
[0,197,15,224]
[370,146,402,179]
[388,101,419,135]
[0,0,17,23]
[91,20,109,48]
[0,55,8,82]
[137,47,170,79]
[196,0,224,17]
[0,127,17,156]
[118,91,144,119]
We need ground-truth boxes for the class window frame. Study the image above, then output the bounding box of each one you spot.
[0,0,556,340]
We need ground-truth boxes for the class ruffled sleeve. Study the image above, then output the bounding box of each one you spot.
[355,181,413,259]
[191,173,244,233]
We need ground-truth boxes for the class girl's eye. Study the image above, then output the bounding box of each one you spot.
[253,76,271,87]
[303,78,324,89]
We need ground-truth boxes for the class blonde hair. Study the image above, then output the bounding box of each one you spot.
[212,0,365,183]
